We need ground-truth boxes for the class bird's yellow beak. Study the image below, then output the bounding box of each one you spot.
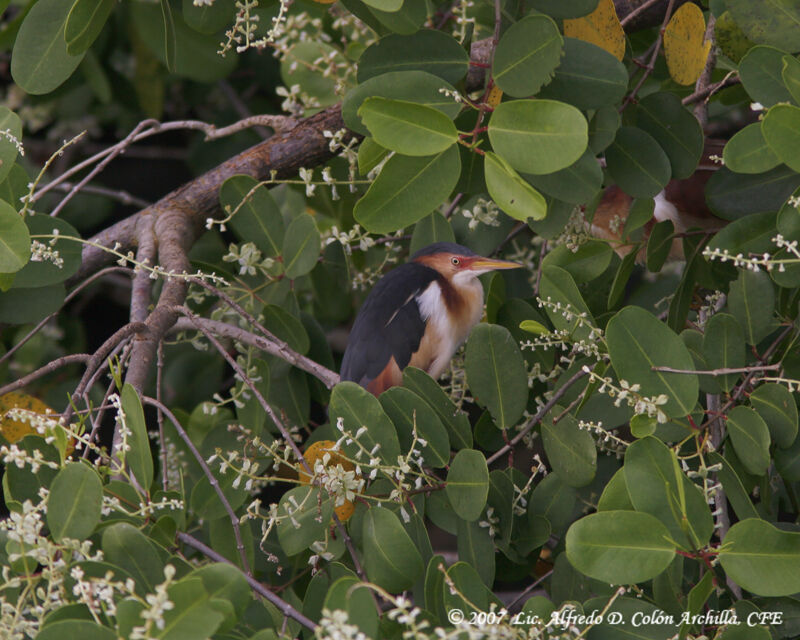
[469,257,523,271]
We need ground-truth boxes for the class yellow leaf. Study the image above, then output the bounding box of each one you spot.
[664,3,711,86]
[563,0,626,61]
[299,440,359,522]
[486,85,503,108]
[0,392,53,443]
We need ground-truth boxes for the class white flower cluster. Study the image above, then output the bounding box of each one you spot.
[218,0,270,55]
[131,565,177,638]
[460,198,501,230]
[222,241,275,276]
[583,367,669,424]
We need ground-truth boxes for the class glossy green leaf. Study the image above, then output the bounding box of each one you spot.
[0,201,29,273]
[357,137,389,176]
[706,165,800,220]
[379,387,450,468]
[606,306,698,418]
[723,123,781,174]
[47,463,102,542]
[357,30,469,84]
[464,324,527,428]
[719,519,800,597]
[702,313,744,392]
[541,412,597,487]
[358,97,457,156]
[739,45,795,107]
[751,383,798,449]
[120,384,154,492]
[37,621,116,640]
[276,486,332,556]
[343,71,461,137]
[727,269,776,345]
[354,145,460,233]
[624,436,714,549]
[12,215,81,288]
[726,406,771,476]
[538,38,628,109]
[726,0,800,52]
[491,14,563,97]
[220,175,284,257]
[402,367,472,449]
[362,507,424,592]
[488,99,588,175]
[11,0,86,94]
[329,381,401,465]
[542,240,612,283]
[483,151,547,221]
[762,103,800,172]
[524,151,603,205]
[64,0,114,55]
[446,449,489,522]
[597,468,634,511]
[101,523,164,594]
[565,511,675,584]
[634,92,704,179]
[282,213,320,279]
[606,126,672,198]
[0,107,22,184]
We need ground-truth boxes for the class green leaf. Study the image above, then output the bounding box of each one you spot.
[727,269,776,345]
[726,406,771,476]
[357,137,389,176]
[358,97,457,156]
[726,0,800,52]
[362,0,402,11]
[542,239,612,283]
[706,165,800,220]
[120,384,154,491]
[783,54,800,104]
[597,468,634,511]
[0,283,65,324]
[634,92,704,179]
[530,0,598,19]
[606,306,698,418]
[709,452,759,521]
[484,151,547,222]
[541,411,597,488]
[624,436,715,549]
[0,201,29,273]
[457,517,495,587]
[13,215,81,288]
[528,473,578,536]
[750,383,798,449]
[762,103,800,172]
[343,70,461,137]
[645,220,674,273]
[409,212,454,255]
[606,126,672,198]
[524,151,603,205]
[443,562,501,614]
[719,519,800,597]
[279,41,344,108]
[182,0,232,34]
[538,265,595,342]
[491,14,563,97]
[11,0,86,95]
[101,523,164,594]
[159,577,225,639]
[354,145,460,234]
[379,387,450,468]
[159,0,177,73]
[64,0,114,55]
[282,213,320,279]
[323,577,379,638]
[362,507,424,592]
[588,105,621,153]
[329,382,401,465]
[566,511,675,584]
[446,449,489,522]
[357,30,470,84]
[402,367,472,449]
[220,175,284,257]
[276,486,332,556]
[367,1,427,35]
[739,45,795,107]
[488,99,588,175]
[262,305,309,354]
[37,621,116,640]
[464,324,528,429]
[702,313,744,392]
[723,123,781,174]
[46,463,102,542]
[538,38,628,109]
[0,107,23,184]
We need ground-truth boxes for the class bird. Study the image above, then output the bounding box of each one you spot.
[340,242,522,396]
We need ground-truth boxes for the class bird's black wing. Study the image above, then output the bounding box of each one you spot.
[340,262,438,387]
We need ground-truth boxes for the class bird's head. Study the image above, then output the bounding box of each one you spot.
[411,242,521,285]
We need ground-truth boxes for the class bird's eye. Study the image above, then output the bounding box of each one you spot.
[451,257,460,266]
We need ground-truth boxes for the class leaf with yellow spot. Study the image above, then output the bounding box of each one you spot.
[664,3,711,86]
[563,0,625,61]
[486,85,503,108]
[299,440,360,522]
[0,392,74,455]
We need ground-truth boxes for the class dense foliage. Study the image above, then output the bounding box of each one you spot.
[0,0,800,638]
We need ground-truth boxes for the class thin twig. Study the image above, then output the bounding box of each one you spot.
[507,569,554,613]
[692,13,717,129]
[682,73,740,106]
[144,396,253,578]
[652,364,781,376]
[486,368,589,465]
[156,341,168,491]
[0,354,91,396]
[47,182,151,208]
[619,0,666,27]
[176,532,317,630]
